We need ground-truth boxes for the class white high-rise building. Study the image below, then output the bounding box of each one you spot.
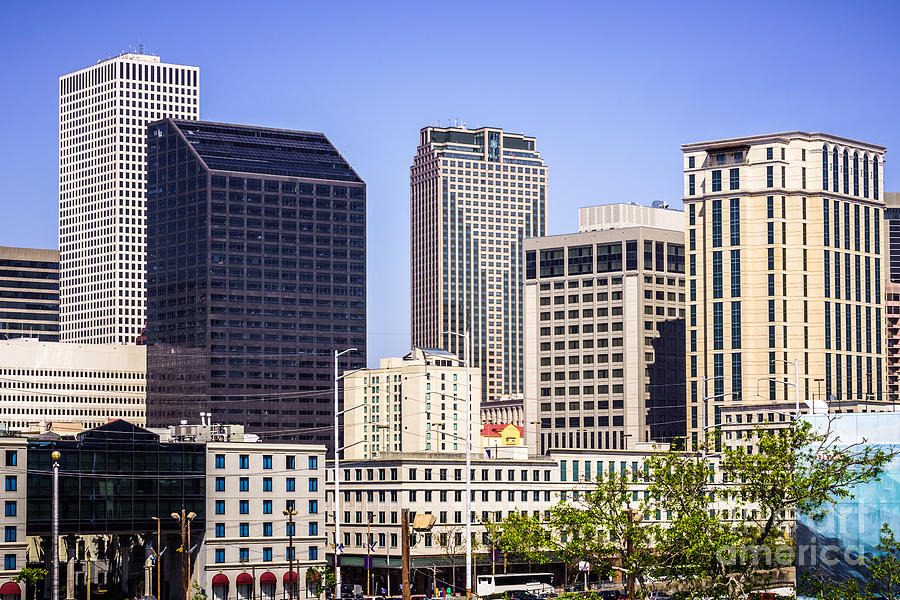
[59,52,199,344]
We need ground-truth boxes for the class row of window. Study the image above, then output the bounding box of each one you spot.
[822,146,880,199]
[214,521,317,538]
[823,199,881,253]
[213,499,317,515]
[527,241,685,279]
[213,477,317,493]
[213,546,317,564]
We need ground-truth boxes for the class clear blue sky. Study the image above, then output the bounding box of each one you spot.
[1,0,899,365]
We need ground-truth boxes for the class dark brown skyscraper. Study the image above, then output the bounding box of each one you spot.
[145,119,366,446]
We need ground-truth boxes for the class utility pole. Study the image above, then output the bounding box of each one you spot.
[85,551,91,600]
[51,451,60,600]
[284,509,298,600]
[367,518,371,597]
[625,508,642,599]
[171,510,196,600]
[401,510,411,600]
[432,565,437,599]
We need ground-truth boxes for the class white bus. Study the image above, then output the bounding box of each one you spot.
[476,573,554,596]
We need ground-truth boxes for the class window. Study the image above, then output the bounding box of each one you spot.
[263,500,272,514]
[309,500,319,514]
[215,549,225,564]
[262,478,272,492]
[4,527,15,543]
[688,174,695,195]
[308,456,317,470]
[262,455,272,469]
[239,500,249,514]
[843,150,849,194]
[215,477,225,492]
[309,547,319,560]
[3,555,14,571]
[215,500,225,515]
[766,166,773,188]
[730,250,741,297]
[729,198,740,245]
[731,302,742,349]
[4,477,15,492]
[309,522,318,535]
[239,454,249,469]
[263,522,273,537]
[713,303,723,350]
[6,501,17,517]
[262,547,273,562]
[712,251,723,299]
[239,477,249,492]
[239,548,249,562]
[766,147,774,160]
[712,170,722,192]
[822,146,828,191]
[729,168,739,190]
[215,454,225,469]
[286,547,295,560]
[309,478,318,492]
[286,478,296,492]
[712,200,722,247]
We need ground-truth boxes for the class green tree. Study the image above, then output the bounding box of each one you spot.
[548,469,656,593]
[14,567,47,600]
[867,523,900,600]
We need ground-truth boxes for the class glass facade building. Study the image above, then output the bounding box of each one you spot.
[144,119,366,446]
[26,419,205,536]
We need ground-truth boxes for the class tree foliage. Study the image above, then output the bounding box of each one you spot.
[500,417,895,600]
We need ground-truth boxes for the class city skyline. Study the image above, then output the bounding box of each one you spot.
[2,1,899,366]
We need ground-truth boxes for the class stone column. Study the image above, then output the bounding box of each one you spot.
[63,535,78,600]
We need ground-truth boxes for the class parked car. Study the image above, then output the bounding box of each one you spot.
[597,591,627,600]
[645,592,672,600]
[508,591,540,600]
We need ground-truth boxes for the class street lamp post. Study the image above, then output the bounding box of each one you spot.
[283,509,298,600]
[442,330,472,600]
[51,451,60,600]
[334,347,357,600]
[151,516,162,600]
[770,358,800,417]
[171,510,197,600]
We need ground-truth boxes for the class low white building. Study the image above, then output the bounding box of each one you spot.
[0,340,146,431]
[0,437,27,600]
[343,348,482,460]
[199,436,327,600]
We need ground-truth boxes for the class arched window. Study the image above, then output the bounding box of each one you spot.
[832,147,839,191]
[842,149,849,194]
[822,145,829,191]
[874,157,880,200]
[863,155,870,198]
[853,152,859,196]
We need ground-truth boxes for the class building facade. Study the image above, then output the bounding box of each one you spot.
[0,247,60,342]
[885,193,900,403]
[144,119,366,445]
[523,206,686,455]
[0,438,27,600]
[201,441,327,600]
[343,348,481,460]
[59,52,199,344]
[0,340,145,430]
[410,126,547,403]
[683,132,887,451]
[480,396,524,428]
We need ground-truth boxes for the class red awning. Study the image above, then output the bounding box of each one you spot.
[211,574,229,587]
[0,582,21,595]
[283,572,298,583]
[260,572,277,585]
[236,574,253,585]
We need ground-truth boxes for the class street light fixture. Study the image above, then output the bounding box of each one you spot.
[441,330,472,600]
[51,451,60,600]
[333,347,357,600]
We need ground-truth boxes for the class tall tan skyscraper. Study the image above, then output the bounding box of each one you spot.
[411,126,547,401]
[59,52,198,344]
[683,132,887,450]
